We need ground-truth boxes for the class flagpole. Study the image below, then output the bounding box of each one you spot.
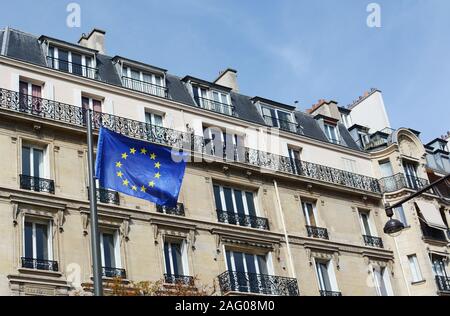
[86,109,103,296]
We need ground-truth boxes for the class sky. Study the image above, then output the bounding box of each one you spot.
[1,0,449,142]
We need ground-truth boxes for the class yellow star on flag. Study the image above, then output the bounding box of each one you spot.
[132,185,137,191]
[123,179,129,186]
[149,181,155,188]
[130,148,137,155]
[155,162,161,169]
[150,153,157,160]
[140,186,147,193]
[122,153,128,160]
[155,172,161,179]
[141,148,147,155]
[117,171,123,178]
[116,162,122,168]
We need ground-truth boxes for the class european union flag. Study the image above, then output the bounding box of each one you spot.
[95,128,187,207]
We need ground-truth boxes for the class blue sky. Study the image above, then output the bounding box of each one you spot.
[1,0,449,142]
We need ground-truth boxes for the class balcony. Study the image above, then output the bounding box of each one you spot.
[164,274,195,286]
[194,96,234,116]
[102,267,127,279]
[435,276,450,294]
[263,115,302,134]
[0,88,382,195]
[218,271,299,296]
[46,56,98,79]
[122,76,168,98]
[320,290,342,296]
[96,188,120,205]
[306,226,329,240]
[20,174,55,194]
[156,203,185,217]
[363,235,384,248]
[21,257,59,272]
[379,173,430,193]
[217,210,270,230]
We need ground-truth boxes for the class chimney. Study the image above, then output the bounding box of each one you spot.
[78,28,106,54]
[214,68,239,92]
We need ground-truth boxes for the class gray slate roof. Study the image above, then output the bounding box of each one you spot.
[0,27,363,152]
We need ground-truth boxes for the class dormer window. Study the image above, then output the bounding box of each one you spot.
[357,131,370,148]
[261,106,298,133]
[47,46,96,79]
[324,124,339,144]
[192,86,232,116]
[340,113,352,128]
[122,66,166,98]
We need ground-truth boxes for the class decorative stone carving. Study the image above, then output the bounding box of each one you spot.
[398,134,420,158]
[120,220,130,241]
[12,203,20,226]
[188,230,197,251]
[81,213,89,236]
[56,210,65,232]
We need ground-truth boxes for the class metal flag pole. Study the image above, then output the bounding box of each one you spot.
[86,109,103,296]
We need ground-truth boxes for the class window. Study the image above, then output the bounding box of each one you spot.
[359,211,374,236]
[203,127,244,159]
[100,231,120,269]
[82,96,102,113]
[288,147,301,175]
[340,113,352,128]
[122,67,166,97]
[261,106,296,133]
[192,86,231,115]
[22,145,44,179]
[145,112,164,127]
[372,266,393,296]
[408,255,423,283]
[394,206,408,226]
[302,201,318,227]
[19,80,42,112]
[225,250,270,294]
[379,160,394,178]
[164,240,189,278]
[315,260,339,294]
[342,158,357,173]
[430,254,448,278]
[48,46,95,78]
[403,161,419,189]
[357,131,370,148]
[23,219,54,270]
[324,124,339,144]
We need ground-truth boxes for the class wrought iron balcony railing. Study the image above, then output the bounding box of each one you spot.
[217,210,270,230]
[379,173,430,193]
[102,266,127,279]
[218,271,299,296]
[194,96,235,116]
[0,88,382,194]
[21,257,59,272]
[306,226,329,240]
[363,235,384,248]
[263,115,302,135]
[46,56,98,79]
[164,274,195,286]
[97,187,120,205]
[320,290,342,296]
[156,203,185,216]
[20,174,55,194]
[435,276,450,293]
[122,76,168,98]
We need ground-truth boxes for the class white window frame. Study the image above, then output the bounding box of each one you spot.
[371,265,394,296]
[49,46,94,77]
[260,105,294,129]
[22,218,53,261]
[342,157,357,173]
[394,206,408,227]
[145,111,164,127]
[99,230,121,269]
[301,200,319,227]
[314,259,339,292]
[340,113,352,128]
[408,254,423,283]
[123,66,165,87]
[163,239,189,276]
[22,144,47,179]
[359,210,377,237]
[288,147,301,174]
[20,81,42,96]
[82,96,103,112]
[357,131,370,147]
[324,123,339,144]
[215,184,259,217]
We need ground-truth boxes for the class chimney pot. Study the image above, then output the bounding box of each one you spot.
[78,28,106,54]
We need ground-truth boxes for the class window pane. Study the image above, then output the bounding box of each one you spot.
[257,255,268,275]
[102,233,115,268]
[93,100,102,113]
[245,192,257,217]
[33,149,44,178]
[245,254,257,274]
[232,252,245,272]
[394,206,407,226]
[171,243,183,276]
[164,242,172,275]
[22,146,31,176]
[223,187,234,213]
[142,73,152,83]
[234,190,245,215]
[71,53,82,75]
[131,69,140,80]
[317,262,332,291]
[24,222,33,258]
[82,97,90,110]
[213,185,223,211]
[35,223,48,260]
[225,250,232,271]
[153,114,163,127]
[58,50,69,72]
[360,213,371,235]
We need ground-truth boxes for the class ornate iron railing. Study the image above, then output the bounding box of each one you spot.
[379,173,430,193]
[122,76,168,98]
[320,290,342,296]
[21,257,59,272]
[263,115,302,135]
[96,187,120,205]
[363,235,384,248]
[20,174,55,194]
[102,266,127,279]
[194,96,235,116]
[435,276,450,293]
[164,274,195,286]
[0,88,382,194]
[156,203,185,216]
[306,226,329,240]
[46,56,98,79]
[218,271,299,296]
[217,210,270,230]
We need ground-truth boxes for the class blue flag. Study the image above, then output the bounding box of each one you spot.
[95,128,187,207]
